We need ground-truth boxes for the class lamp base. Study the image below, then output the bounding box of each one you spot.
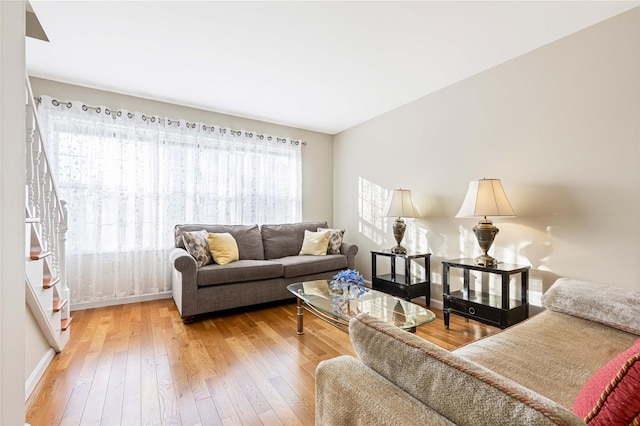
[472,216,500,268]
[473,254,497,268]
[390,217,408,254]
[391,244,408,255]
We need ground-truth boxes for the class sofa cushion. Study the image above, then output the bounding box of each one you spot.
[542,278,640,335]
[299,230,331,256]
[318,227,345,255]
[349,313,585,426]
[175,224,264,260]
[572,338,640,424]
[207,233,239,265]
[197,259,283,286]
[273,255,348,278]
[261,221,328,259]
[182,230,212,267]
[454,310,639,408]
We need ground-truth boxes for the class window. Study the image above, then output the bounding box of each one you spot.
[38,96,302,305]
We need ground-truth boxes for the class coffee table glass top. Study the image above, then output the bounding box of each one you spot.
[287,280,436,330]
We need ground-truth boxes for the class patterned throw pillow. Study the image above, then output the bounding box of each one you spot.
[572,338,640,425]
[318,227,345,255]
[182,230,212,267]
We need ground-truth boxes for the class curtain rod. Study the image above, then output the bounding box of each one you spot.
[36,96,308,146]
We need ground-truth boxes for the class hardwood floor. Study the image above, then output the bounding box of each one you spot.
[26,298,499,425]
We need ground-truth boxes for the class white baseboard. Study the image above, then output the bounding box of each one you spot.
[25,348,55,401]
[70,291,172,312]
[429,298,443,310]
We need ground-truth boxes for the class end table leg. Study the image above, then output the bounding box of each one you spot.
[296,297,304,335]
[444,311,450,330]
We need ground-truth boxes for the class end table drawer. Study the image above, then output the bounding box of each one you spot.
[449,298,501,324]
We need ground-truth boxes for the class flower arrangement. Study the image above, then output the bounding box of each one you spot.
[330,269,368,299]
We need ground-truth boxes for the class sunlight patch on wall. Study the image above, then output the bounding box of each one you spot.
[358,177,389,246]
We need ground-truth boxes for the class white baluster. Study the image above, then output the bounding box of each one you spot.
[40,156,53,250]
[33,133,43,222]
[58,200,69,319]
[25,102,36,215]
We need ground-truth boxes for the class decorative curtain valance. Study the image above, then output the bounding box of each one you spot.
[37,95,302,306]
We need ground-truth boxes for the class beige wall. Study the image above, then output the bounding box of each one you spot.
[333,8,640,306]
[1,1,26,422]
[29,77,334,225]
[24,306,52,397]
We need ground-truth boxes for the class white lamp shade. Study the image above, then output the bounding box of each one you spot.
[383,189,420,218]
[455,179,516,218]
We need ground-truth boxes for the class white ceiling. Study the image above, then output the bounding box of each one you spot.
[27,1,638,135]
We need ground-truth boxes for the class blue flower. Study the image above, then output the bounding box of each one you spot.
[331,269,368,297]
[332,269,365,285]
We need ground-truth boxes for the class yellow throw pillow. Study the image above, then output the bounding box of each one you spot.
[207,232,239,265]
[299,230,331,256]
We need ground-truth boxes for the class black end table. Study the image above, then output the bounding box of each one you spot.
[371,250,431,306]
[442,258,530,329]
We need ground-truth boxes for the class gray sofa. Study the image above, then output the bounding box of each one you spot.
[169,221,358,322]
[316,278,640,425]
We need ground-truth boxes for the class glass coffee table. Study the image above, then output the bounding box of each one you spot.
[287,280,436,334]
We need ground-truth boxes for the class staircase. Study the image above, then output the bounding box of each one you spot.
[25,78,71,352]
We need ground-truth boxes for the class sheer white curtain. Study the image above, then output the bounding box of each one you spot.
[38,96,302,305]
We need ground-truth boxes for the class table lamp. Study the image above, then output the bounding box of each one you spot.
[455,178,515,267]
[382,189,420,254]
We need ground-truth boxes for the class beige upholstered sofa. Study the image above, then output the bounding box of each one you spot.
[170,221,358,322]
[316,278,640,425]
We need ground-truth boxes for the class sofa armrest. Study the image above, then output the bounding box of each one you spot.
[316,356,455,426]
[169,247,198,318]
[542,278,640,335]
[340,242,358,269]
[349,314,585,426]
[170,247,197,272]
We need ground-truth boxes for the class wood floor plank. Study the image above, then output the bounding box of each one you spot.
[169,355,203,426]
[195,397,222,425]
[155,354,182,426]
[221,379,262,425]
[205,377,239,421]
[269,374,314,425]
[259,409,285,426]
[220,414,242,425]
[223,336,273,416]
[59,351,99,425]
[140,308,162,426]
[113,303,133,353]
[80,309,118,425]
[26,298,499,425]
[151,302,169,358]
[184,339,218,401]
[78,349,113,425]
[218,329,299,424]
[120,333,142,426]
[100,349,127,426]
[59,309,111,424]
[245,375,303,426]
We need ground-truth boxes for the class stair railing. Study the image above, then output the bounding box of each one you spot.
[25,78,69,313]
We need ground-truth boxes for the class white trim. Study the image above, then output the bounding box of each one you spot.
[429,298,443,310]
[24,348,55,401]
[70,291,172,311]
